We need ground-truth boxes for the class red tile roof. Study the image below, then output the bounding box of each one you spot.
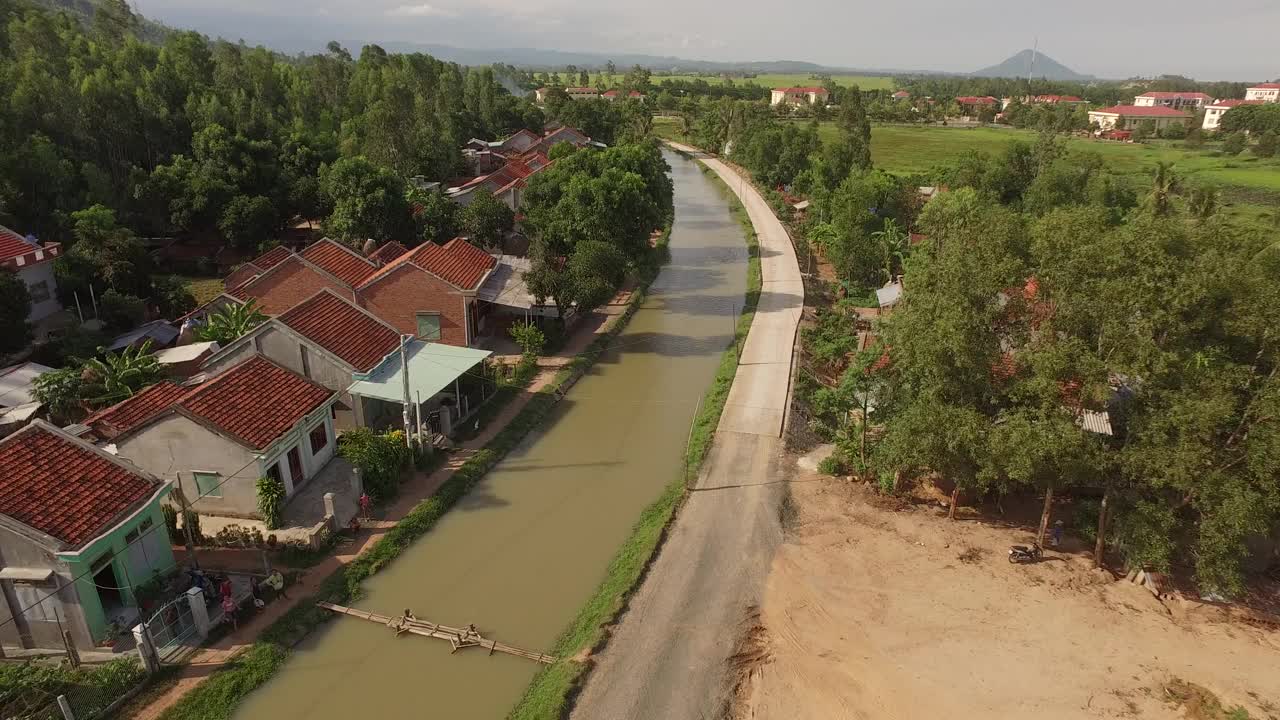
[0,225,32,262]
[1137,92,1211,100]
[0,423,160,548]
[252,245,294,271]
[85,381,192,439]
[1208,99,1263,108]
[775,86,828,94]
[301,239,377,286]
[279,290,400,372]
[179,356,333,449]
[360,237,495,290]
[1092,105,1190,117]
[956,96,998,105]
[369,241,409,265]
[1250,83,1280,90]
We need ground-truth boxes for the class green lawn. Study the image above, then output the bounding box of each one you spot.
[179,276,225,305]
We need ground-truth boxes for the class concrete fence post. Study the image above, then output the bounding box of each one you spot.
[323,491,336,521]
[351,467,363,499]
[185,587,211,639]
[56,694,75,720]
[131,624,158,674]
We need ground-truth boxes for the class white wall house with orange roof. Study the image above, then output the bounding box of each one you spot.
[770,87,830,106]
[1244,83,1280,103]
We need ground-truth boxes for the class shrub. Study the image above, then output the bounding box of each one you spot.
[256,475,286,529]
[510,322,547,357]
[817,454,847,476]
[97,289,146,332]
[1253,130,1279,159]
[338,428,411,501]
[163,505,179,542]
[1222,131,1247,156]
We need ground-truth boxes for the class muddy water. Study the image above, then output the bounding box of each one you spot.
[235,150,746,720]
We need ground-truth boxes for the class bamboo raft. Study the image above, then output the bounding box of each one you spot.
[316,602,556,665]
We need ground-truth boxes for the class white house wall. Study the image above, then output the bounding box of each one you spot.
[114,414,260,518]
[17,263,60,323]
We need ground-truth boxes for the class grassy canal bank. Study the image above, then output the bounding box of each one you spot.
[508,153,763,720]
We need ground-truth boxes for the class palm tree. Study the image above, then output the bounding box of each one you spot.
[871,218,909,284]
[195,300,267,345]
[1147,161,1181,217]
[81,340,163,408]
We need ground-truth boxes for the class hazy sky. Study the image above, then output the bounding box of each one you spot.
[132,0,1280,81]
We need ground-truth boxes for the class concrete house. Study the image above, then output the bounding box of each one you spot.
[770,87,830,106]
[86,355,337,521]
[0,225,62,336]
[0,362,52,437]
[0,421,173,652]
[1245,83,1280,103]
[1203,98,1262,130]
[1133,92,1212,110]
[200,289,401,430]
[1088,105,1191,132]
[356,238,497,346]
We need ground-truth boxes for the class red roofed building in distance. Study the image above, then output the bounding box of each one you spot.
[0,420,173,651]
[1245,83,1280,103]
[1032,94,1086,105]
[954,96,999,117]
[1203,98,1264,131]
[892,90,911,100]
[770,87,830,106]
[1133,91,1212,111]
[1087,105,1192,132]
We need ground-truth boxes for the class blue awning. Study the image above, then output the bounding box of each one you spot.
[346,341,492,404]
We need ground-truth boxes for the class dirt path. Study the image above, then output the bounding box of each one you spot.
[737,468,1280,720]
[570,144,801,720]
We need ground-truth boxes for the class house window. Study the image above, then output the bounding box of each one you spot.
[309,423,328,455]
[193,471,222,498]
[12,582,58,622]
[416,312,442,341]
[28,280,50,304]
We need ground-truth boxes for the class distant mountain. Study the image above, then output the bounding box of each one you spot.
[380,43,889,75]
[972,50,1095,82]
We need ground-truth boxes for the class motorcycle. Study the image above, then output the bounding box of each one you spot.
[1008,544,1043,564]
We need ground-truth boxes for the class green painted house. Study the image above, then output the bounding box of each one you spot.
[0,420,173,652]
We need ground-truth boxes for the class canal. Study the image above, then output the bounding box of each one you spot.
[235,149,748,720]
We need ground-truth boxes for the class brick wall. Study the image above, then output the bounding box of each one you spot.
[358,265,469,346]
[244,259,354,315]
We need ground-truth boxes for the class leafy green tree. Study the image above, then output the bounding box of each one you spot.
[1221,131,1247,155]
[32,367,87,424]
[150,275,197,318]
[321,156,410,243]
[1253,130,1279,158]
[0,270,33,356]
[459,190,514,251]
[98,289,146,332]
[195,300,267,344]
[219,195,278,250]
[56,206,153,301]
[409,188,460,245]
[1144,161,1180,217]
[80,340,163,408]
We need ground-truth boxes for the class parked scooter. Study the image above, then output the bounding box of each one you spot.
[1008,544,1043,563]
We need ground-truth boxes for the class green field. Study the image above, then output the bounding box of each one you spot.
[652,117,1280,223]
[647,73,896,91]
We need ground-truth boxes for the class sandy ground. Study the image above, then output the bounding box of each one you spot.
[736,466,1280,720]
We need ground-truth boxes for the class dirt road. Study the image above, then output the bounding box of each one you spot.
[570,144,802,720]
[738,468,1280,720]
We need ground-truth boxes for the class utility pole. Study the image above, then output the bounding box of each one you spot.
[400,334,413,448]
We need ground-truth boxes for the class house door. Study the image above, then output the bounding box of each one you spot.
[287,446,304,492]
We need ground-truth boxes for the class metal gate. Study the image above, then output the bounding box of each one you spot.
[143,593,199,664]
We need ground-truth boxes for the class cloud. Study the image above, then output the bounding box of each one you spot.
[386,3,453,17]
